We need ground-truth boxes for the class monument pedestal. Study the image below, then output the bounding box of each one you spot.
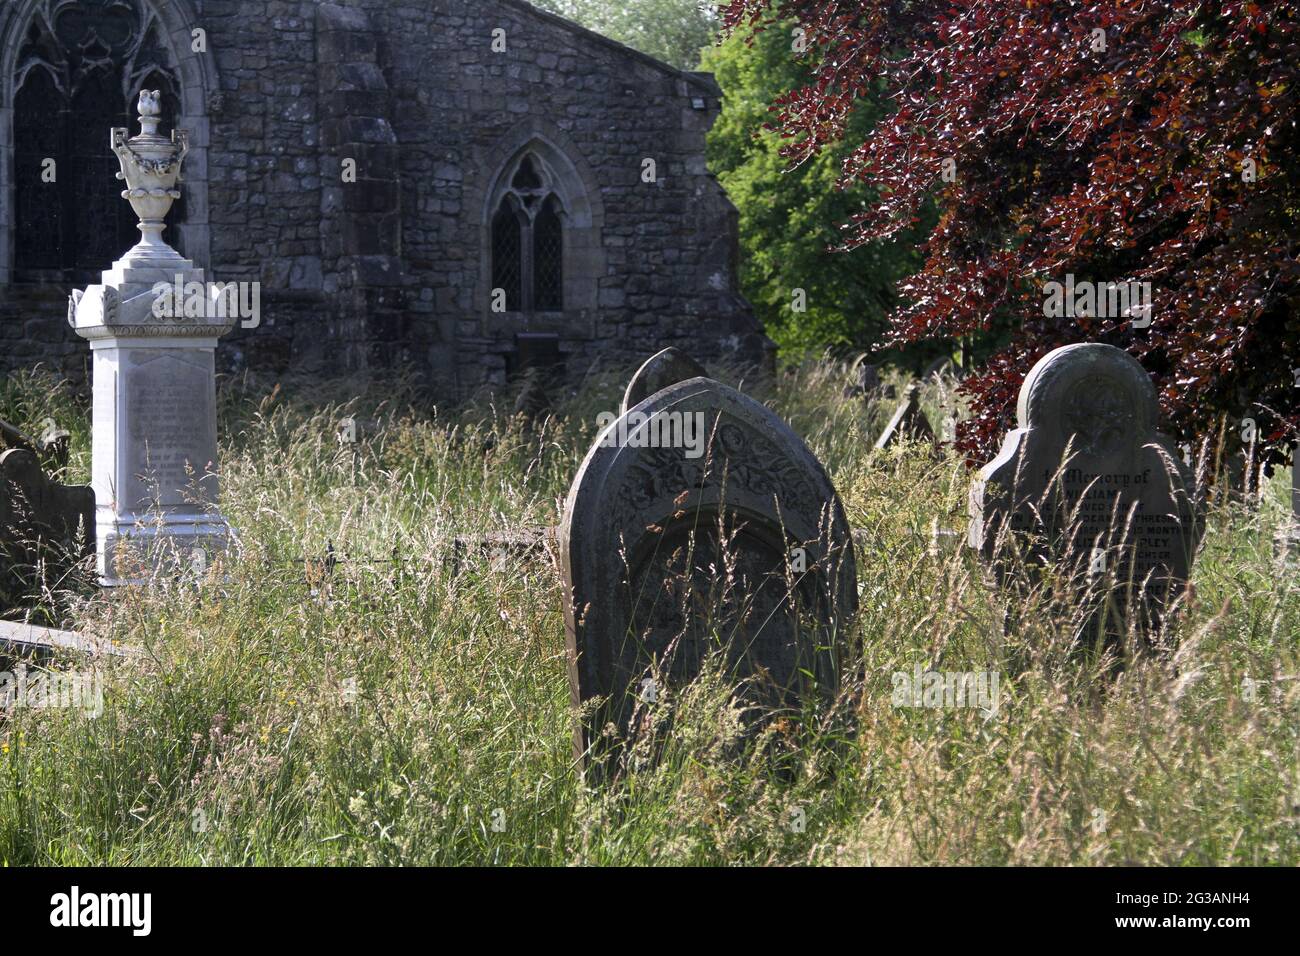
[68,91,235,585]
[72,245,234,585]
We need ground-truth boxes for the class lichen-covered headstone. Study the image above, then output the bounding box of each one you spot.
[620,347,708,415]
[562,375,857,780]
[38,425,72,473]
[969,343,1203,634]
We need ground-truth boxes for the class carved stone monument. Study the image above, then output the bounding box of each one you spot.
[969,343,1203,636]
[562,374,858,780]
[70,92,235,584]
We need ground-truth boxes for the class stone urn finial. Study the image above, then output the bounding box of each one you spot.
[111,90,189,262]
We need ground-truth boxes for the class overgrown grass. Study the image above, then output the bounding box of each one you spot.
[0,360,1296,865]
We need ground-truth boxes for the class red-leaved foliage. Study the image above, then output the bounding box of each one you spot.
[721,0,1300,467]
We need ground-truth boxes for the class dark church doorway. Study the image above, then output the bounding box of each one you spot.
[11,1,182,286]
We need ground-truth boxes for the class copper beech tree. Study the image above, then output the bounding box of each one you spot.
[721,0,1299,467]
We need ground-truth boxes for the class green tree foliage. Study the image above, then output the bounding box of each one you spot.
[529,0,718,70]
[701,21,926,356]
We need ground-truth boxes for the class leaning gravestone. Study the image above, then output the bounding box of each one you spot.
[69,92,234,583]
[875,383,935,450]
[562,374,858,780]
[970,343,1203,636]
[844,358,897,403]
[0,449,94,612]
[923,355,960,381]
[620,347,708,415]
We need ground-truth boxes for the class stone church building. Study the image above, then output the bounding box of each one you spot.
[0,0,767,397]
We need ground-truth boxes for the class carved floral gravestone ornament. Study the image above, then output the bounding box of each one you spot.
[69,92,235,584]
[970,343,1204,638]
[562,373,858,780]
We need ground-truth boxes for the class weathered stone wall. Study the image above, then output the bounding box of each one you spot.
[201,0,330,382]
[0,286,84,383]
[381,0,766,394]
[0,0,767,397]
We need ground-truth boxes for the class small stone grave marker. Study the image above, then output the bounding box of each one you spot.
[844,358,879,397]
[875,383,935,450]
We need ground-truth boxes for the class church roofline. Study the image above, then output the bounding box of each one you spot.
[498,0,721,95]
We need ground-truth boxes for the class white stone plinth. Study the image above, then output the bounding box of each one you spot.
[71,247,235,585]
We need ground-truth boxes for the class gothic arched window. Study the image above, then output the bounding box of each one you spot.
[533,195,564,311]
[491,195,523,310]
[490,155,566,313]
[12,0,182,284]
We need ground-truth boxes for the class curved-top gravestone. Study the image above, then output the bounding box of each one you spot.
[562,376,857,779]
[969,343,1203,635]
